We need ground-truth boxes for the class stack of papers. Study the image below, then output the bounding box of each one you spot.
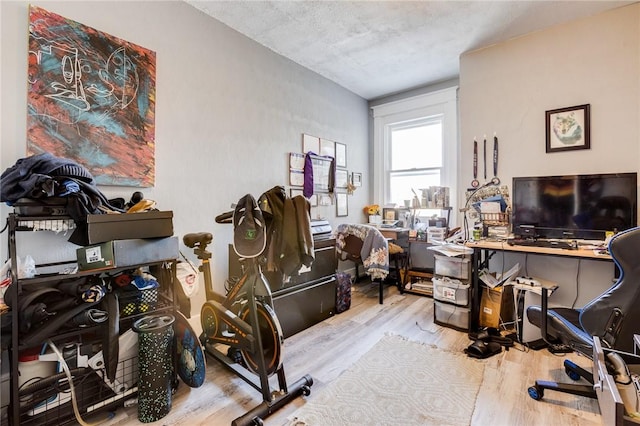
[427,242,473,257]
[478,263,520,288]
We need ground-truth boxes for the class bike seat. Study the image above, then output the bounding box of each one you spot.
[183,232,213,248]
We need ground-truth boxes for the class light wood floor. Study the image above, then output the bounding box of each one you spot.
[105,282,601,426]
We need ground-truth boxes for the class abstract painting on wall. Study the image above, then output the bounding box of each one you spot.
[27,5,156,187]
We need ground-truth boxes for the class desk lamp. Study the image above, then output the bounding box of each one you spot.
[460,178,500,241]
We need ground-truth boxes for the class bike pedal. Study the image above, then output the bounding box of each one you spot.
[548,344,573,354]
[221,330,236,338]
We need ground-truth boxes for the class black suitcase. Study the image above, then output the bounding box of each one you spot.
[13,197,68,216]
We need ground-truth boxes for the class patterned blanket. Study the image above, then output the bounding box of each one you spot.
[335,223,389,280]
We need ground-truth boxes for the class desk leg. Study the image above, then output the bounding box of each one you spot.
[469,248,481,335]
[540,287,551,345]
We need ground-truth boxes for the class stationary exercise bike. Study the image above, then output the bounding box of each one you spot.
[182,193,312,426]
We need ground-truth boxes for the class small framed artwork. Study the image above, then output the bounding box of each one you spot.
[320,138,335,158]
[290,188,304,198]
[382,208,397,222]
[303,133,320,153]
[351,172,362,187]
[309,154,332,193]
[319,194,332,206]
[289,152,305,170]
[336,193,348,217]
[335,142,347,168]
[289,170,304,186]
[335,169,348,189]
[546,104,590,153]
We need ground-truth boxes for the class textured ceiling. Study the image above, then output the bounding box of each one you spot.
[186,1,636,100]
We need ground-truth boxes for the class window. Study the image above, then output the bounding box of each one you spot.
[388,118,443,206]
[371,87,458,223]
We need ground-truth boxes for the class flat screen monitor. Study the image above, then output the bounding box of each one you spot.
[512,172,637,240]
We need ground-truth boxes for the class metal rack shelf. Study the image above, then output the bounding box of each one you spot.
[3,213,177,426]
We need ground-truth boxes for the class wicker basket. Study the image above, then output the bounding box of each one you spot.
[118,287,159,317]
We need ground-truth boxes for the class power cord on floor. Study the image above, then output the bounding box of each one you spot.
[48,340,114,426]
[415,321,438,334]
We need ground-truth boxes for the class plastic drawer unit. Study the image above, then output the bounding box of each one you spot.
[434,301,470,331]
[432,276,470,306]
[434,255,471,280]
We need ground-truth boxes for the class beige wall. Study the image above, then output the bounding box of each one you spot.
[0,1,369,309]
[459,3,640,307]
[459,4,639,196]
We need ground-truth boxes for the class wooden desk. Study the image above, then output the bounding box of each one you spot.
[374,227,432,295]
[466,239,612,261]
[466,239,614,333]
[377,227,410,245]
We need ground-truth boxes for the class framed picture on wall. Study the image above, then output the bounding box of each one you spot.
[320,138,335,158]
[351,172,362,187]
[309,154,332,193]
[335,142,347,168]
[546,104,591,153]
[303,133,320,153]
[336,193,348,217]
[335,169,348,189]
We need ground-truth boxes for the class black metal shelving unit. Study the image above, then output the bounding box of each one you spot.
[3,213,177,426]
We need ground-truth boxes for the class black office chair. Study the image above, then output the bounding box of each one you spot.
[525,226,640,401]
[335,224,402,304]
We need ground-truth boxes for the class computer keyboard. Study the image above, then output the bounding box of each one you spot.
[507,238,577,250]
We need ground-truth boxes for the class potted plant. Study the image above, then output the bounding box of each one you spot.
[364,204,381,225]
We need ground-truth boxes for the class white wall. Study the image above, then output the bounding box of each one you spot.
[459,4,640,306]
[0,1,369,313]
[459,4,639,198]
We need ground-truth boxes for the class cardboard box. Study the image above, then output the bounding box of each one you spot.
[77,236,179,272]
[479,285,514,329]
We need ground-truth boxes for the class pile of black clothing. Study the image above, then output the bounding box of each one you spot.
[258,186,315,278]
[0,152,124,244]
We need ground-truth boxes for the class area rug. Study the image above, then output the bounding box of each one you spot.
[287,334,485,426]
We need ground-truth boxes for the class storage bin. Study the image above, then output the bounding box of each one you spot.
[434,254,471,280]
[70,211,174,246]
[434,300,470,331]
[432,276,470,306]
[118,287,159,317]
[77,236,179,272]
[427,228,447,242]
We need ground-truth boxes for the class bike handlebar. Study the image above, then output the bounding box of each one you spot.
[215,210,233,224]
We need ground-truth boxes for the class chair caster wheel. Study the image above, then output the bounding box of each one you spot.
[528,385,543,400]
[301,385,311,396]
[566,368,581,381]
